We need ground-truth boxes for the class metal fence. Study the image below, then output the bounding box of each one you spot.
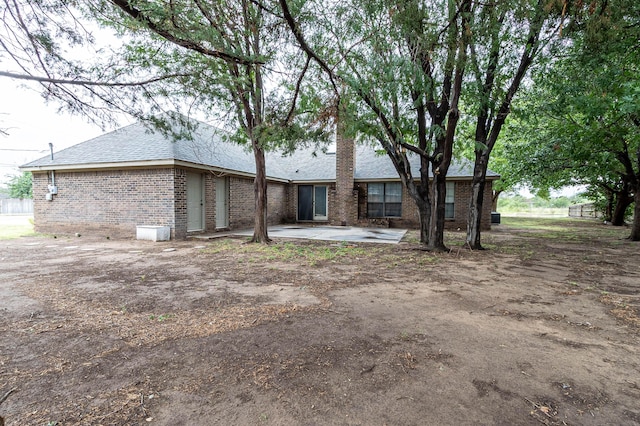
[0,198,34,214]
[568,203,599,218]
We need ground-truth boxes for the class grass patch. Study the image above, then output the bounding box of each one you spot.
[501,216,629,240]
[501,216,577,230]
[149,313,173,322]
[201,238,440,268]
[0,222,37,240]
[203,239,370,266]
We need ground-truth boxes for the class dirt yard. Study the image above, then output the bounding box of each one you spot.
[1,218,639,425]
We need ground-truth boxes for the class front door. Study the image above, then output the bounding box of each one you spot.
[297,185,328,221]
[187,172,204,231]
[215,177,229,228]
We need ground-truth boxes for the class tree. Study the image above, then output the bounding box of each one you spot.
[459,132,517,212]
[1,0,325,243]
[462,0,565,249]
[0,0,195,126]
[105,0,329,242]
[7,172,32,198]
[282,0,569,250]
[505,0,640,240]
[281,0,472,250]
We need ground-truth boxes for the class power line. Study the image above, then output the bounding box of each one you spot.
[0,148,44,152]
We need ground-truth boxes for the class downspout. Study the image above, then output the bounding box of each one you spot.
[49,143,55,186]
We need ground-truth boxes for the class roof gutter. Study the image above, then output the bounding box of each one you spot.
[21,159,290,183]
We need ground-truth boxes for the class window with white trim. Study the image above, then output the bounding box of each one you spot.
[445,181,455,219]
[368,182,402,217]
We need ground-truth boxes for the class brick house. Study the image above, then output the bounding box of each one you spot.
[21,120,498,239]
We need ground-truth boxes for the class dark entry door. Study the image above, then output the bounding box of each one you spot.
[298,185,313,221]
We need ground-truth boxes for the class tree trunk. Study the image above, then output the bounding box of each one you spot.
[630,189,640,241]
[415,196,431,247]
[403,157,432,247]
[250,145,270,243]
[428,173,448,251]
[466,182,485,250]
[466,152,488,249]
[491,190,502,212]
[611,190,633,226]
[604,190,614,222]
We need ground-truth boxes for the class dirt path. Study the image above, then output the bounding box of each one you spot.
[1,218,639,425]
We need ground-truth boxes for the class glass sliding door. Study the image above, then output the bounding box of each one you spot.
[297,185,328,221]
[313,185,328,220]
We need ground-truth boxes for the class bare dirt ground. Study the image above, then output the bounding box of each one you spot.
[1,218,639,426]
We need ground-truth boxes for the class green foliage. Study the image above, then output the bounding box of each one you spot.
[504,0,640,207]
[149,313,172,322]
[7,172,32,199]
[100,0,331,147]
[296,0,489,247]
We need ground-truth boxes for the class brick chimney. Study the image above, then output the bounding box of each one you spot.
[335,124,358,226]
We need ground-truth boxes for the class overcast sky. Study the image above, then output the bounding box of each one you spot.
[0,77,109,185]
[0,68,581,198]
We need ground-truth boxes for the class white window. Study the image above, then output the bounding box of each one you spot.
[445,181,455,219]
[368,182,402,218]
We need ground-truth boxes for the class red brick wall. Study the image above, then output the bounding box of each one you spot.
[452,180,494,231]
[268,182,287,225]
[204,172,216,232]
[173,168,187,238]
[228,176,288,230]
[228,177,253,230]
[335,132,358,226]
[284,184,296,223]
[32,167,495,239]
[356,180,494,231]
[32,168,177,238]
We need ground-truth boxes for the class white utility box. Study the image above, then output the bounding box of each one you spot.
[136,225,171,242]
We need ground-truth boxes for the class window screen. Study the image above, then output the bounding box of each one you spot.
[445,181,455,219]
[368,182,402,217]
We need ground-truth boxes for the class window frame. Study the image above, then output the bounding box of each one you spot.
[445,181,455,219]
[367,182,402,218]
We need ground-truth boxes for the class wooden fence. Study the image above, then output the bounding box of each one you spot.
[568,203,600,218]
[0,198,34,214]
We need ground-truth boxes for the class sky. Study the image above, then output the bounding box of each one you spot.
[0,77,107,186]
[0,76,583,197]
[0,8,122,188]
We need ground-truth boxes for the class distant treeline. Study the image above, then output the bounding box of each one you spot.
[498,195,590,212]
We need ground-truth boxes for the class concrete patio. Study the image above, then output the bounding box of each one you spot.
[194,225,407,244]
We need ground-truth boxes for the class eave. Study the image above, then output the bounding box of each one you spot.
[21,159,290,183]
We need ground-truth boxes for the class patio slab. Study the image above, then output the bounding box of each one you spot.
[194,225,407,244]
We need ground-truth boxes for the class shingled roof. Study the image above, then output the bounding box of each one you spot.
[21,119,499,182]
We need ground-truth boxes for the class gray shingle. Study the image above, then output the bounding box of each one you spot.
[22,119,498,181]
[22,121,258,172]
[267,149,336,181]
[354,146,499,180]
